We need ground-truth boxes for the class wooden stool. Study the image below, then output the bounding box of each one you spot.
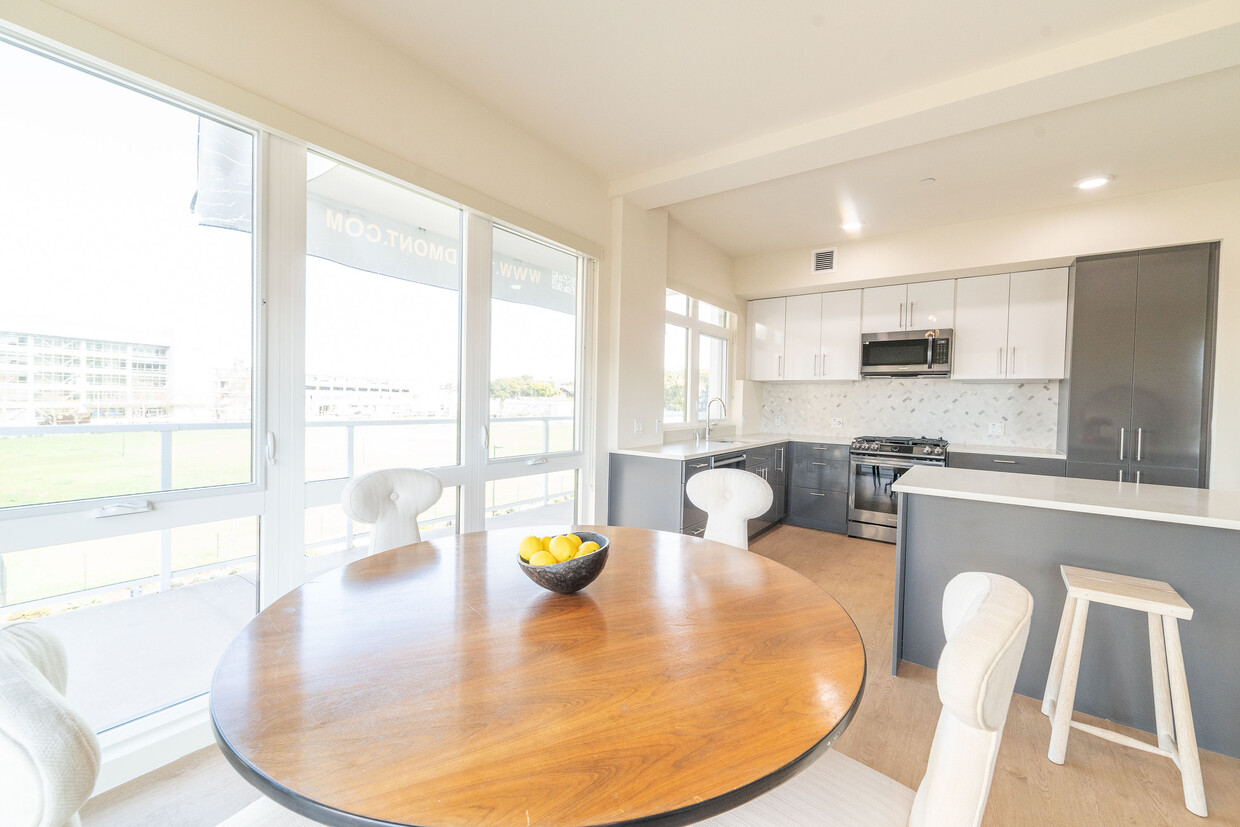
[1042,565,1207,817]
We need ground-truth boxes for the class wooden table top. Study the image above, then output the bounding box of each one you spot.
[210,526,866,827]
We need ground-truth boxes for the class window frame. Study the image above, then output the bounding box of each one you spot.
[663,290,734,432]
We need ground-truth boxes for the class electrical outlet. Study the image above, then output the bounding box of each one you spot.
[654,419,662,435]
[988,422,1005,436]
[831,417,843,428]
[633,419,644,435]
[774,416,783,427]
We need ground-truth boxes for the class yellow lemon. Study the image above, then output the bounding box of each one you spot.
[518,536,543,561]
[549,535,576,562]
[540,536,553,551]
[529,550,557,567]
[564,533,584,550]
[576,541,600,557]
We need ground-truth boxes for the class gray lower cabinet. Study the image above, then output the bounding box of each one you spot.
[947,451,1066,476]
[785,442,849,533]
[1060,243,1217,487]
[608,445,789,539]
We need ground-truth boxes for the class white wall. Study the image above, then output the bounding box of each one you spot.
[735,179,1240,489]
[667,219,738,313]
[608,199,668,450]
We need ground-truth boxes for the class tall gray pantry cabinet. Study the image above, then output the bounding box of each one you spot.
[1059,243,1217,487]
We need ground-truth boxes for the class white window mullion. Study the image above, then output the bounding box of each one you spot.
[459,211,493,533]
[258,133,308,606]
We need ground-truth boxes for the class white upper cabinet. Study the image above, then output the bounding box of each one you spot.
[953,268,1068,380]
[783,294,822,380]
[1006,268,1069,379]
[860,284,906,332]
[748,290,862,381]
[748,297,786,381]
[908,280,956,329]
[861,279,955,332]
[820,290,862,380]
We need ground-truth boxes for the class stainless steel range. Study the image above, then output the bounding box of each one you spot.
[848,435,948,543]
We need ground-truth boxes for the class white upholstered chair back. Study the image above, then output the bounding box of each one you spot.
[685,468,774,550]
[909,571,1034,827]
[0,622,101,827]
[341,468,444,555]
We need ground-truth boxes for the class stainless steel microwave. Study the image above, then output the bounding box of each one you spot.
[860,328,953,377]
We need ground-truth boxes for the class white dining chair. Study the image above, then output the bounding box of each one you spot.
[685,468,774,550]
[0,621,317,827]
[701,571,1034,827]
[341,467,444,555]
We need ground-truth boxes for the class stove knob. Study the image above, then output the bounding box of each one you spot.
[934,446,944,455]
[922,446,931,455]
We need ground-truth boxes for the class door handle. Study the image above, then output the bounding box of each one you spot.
[1136,427,1143,462]
[1118,427,1125,461]
[266,432,276,465]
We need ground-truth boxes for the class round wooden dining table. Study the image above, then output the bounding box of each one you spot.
[210,525,866,827]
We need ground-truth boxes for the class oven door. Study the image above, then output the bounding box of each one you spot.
[848,456,914,529]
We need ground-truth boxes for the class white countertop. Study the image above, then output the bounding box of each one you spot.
[611,433,847,460]
[612,434,1059,461]
[947,443,1065,459]
[893,466,1240,531]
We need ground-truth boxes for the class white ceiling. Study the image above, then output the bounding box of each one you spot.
[316,0,1240,257]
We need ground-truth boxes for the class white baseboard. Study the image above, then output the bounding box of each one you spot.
[93,695,216,795]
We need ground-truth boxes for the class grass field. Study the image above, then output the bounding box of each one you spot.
[1,417,578,614]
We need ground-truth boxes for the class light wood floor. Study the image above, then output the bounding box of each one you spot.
[82,526,1240,826]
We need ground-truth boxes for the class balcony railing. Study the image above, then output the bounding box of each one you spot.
[0,416,575,615]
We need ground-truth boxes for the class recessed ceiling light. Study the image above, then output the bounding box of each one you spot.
[1076,175,1113,190]
[840,220,862,232]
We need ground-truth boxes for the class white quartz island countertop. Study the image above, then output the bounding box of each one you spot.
[893,465,1240,532]
[612,435,1063,462]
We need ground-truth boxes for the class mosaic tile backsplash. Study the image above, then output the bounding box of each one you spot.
[760,379,1060,449]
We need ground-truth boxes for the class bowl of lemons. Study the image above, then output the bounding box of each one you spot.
[517,530,609,594]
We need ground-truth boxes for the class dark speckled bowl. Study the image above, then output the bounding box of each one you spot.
[518,531,609,594]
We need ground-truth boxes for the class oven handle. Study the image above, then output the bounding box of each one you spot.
[850,455,939,470]
[712,454,747,468]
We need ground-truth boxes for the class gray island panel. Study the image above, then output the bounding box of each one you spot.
[894,483,1240,758]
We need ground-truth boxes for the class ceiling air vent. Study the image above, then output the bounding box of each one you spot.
[812,247,837,274]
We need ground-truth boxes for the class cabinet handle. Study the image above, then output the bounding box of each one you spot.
[812,461,831,466]
[1118,469,1125,482]
[1119,427,1126,461]
[908,302,914,328]
[1136,427,1143,462]
[899,302,905,329]
[813,353,819,376]
[776,447,784,472]
[690,462,708,469]
[1136,470,1142,484]
[1009,346,1016,375]
[997,347,1004,375]
[810,492,826,497]
[821,352,827,376]
[777,354,782,377]
[992,459,1017,464]
[810,446,832,450]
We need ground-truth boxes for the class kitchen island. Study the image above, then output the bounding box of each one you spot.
[891,466,1240,757]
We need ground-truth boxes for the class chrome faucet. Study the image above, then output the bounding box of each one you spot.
[705,397,727,442]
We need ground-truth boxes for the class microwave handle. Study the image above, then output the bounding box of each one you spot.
[927,338,934,370]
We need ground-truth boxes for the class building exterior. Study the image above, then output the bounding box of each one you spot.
[0,331,169,424]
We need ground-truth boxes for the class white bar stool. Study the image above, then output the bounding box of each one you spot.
[1042,565,1207,817]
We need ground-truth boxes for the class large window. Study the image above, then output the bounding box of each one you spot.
[0,34,259,733]
[0,25,595,779]
[664,290,733,429]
